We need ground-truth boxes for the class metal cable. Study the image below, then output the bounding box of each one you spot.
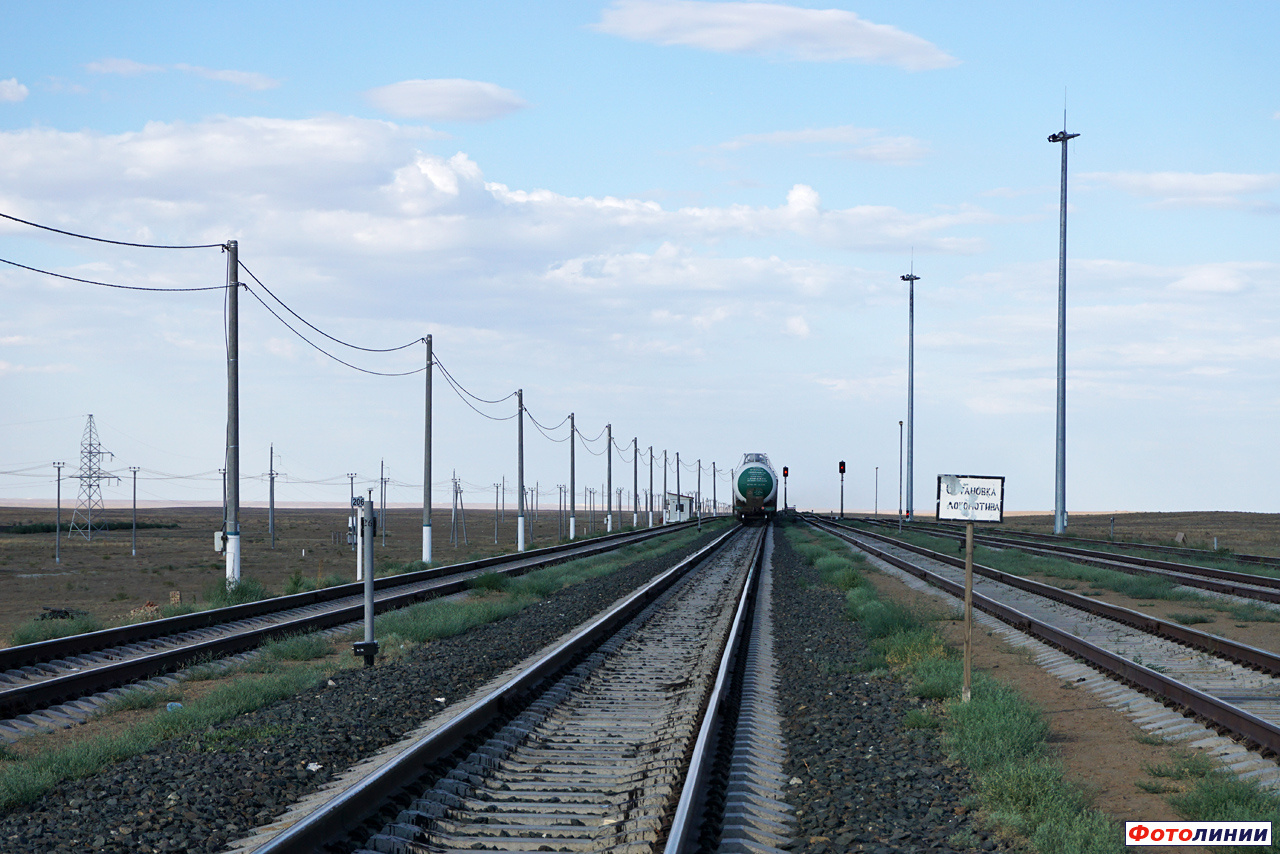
[241,284,425,377]
[238,260,422,353]
[0,256,226,291]
[0,211,225,249]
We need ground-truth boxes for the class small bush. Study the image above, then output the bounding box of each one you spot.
[262,633,332,662]
[1168,612,1213,625]
[1146,749,1214,780]
[944,676,1049,772]
[881,627,948,668]
[468,571,509,592]
[10,613,105,647]
[202,577,270,608]
[903,708,941,729]
[851,598,920,640]
[1169,772,1280,825]
[96,686,184,715]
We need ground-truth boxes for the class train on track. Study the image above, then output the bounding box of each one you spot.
[732,452,778,523]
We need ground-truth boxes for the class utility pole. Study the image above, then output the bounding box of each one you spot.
[517,389,526,552]
[901,267,919,521]
[380,459,388,547]
[648,446,654,527]
[676,452,681,522]
[875,466,879,516]
[224,239,241,587]
[569,413,576,540]
[423,334,432,563]
[606,423,613,533]
[494,483,500,543]
[347,472,357,551]
[711,462,716,517]
[632,437,639,528]
[696,459,702,531]
[268,445,276,550]
[662,450,668,524]
[53,462,64,563]
[129,466,139,557]
[1049,120,1080,535]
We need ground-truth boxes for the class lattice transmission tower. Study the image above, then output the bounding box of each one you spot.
[69,414,118,541]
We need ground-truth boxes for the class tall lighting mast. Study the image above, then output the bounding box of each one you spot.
[1049,120,1079,535]
[900,268,920,520]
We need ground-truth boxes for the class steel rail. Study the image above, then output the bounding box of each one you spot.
[0,521,695,673]
[865,517,1280,601]
[887,517,1280,570]
[808,517,1280,757]
[0,522,700,718]
[812,518,1280,674]
[250,524,748,854]
[809,518,1280,756]
[664,525,766,854]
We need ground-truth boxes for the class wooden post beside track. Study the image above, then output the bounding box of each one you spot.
[963,520,974,703]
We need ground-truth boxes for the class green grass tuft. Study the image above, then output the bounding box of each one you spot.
[202,577,271,608]
[262,633,333,661]
[9,613,105,647]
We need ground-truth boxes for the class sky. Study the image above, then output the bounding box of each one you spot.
[1,1,1278,519]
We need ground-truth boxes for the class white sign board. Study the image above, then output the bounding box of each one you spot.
[936,475,1005,523]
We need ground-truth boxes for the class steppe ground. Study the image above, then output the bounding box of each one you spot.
[2,506,1277,647]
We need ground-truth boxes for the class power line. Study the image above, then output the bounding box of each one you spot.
[0,211,225,250]
[433,356,517,405]
[240,283,426,378]
[527,410,570,442]
[0,256,226,292]
[237,261,422,354]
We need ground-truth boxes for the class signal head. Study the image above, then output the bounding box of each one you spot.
[839,460,846,474]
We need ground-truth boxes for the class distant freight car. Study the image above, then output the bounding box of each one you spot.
[732,453,778,523]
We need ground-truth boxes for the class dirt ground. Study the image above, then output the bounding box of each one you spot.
[0,504,631,647]
[858,545,1271,849]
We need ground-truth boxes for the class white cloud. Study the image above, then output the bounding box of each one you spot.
[784,316,809,337]
[593,0,958,70]
[85,58,164,76]
[365,79,527,122]
[172,64,280,91]
[0,79,29,103]
[1083,171,1280,210]
[85,58,279,89]
[718,124,928,164]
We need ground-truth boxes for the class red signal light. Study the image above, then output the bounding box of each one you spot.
[839,460,846,474]
[782,467,788,478]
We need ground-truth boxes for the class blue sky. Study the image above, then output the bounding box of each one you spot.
[2,1,1278,518]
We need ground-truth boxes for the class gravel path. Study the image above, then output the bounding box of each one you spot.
[769,527,1003,854]
[0,530,723,854]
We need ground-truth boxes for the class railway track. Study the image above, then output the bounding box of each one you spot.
[0,522,697,740]
[904,517,1280,570]
[861,517,1280,607]
[230,524,789,854]
[808,517,1280,770]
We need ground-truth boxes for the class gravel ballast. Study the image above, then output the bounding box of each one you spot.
[0,529,724,854]
[0,524,1010,853]
[769,526,996,854]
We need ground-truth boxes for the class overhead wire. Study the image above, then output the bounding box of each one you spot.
[0,211,225,250]
[237,261,421,354]
[0,256,227,291]
[240,284,425,378]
